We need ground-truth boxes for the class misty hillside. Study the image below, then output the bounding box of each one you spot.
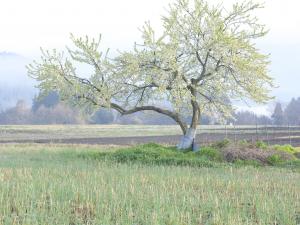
[0,52,36,109]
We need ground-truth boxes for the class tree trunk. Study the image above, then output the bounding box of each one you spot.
[177,105,200,150]
[177,87,200,150]
[177,127,197,150]
[110,102,198,150]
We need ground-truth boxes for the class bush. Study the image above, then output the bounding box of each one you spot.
[256,141,268,149]
[273,145,297,154]
[267,154,285,165]
[212,138,231,148]
[196,147,223,161]
[239,139,249,146]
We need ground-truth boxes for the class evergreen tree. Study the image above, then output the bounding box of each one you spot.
[90,109,115,124]
[284,98,300,125]
[272,102,284,125]
[32,91,60,112]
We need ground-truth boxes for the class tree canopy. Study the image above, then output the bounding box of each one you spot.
[28,0,274,149]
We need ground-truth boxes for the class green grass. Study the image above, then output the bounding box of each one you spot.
[81,142,300,169]
[80,143,223,168]
[0,144,299,224]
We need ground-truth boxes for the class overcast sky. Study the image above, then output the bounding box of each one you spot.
[1,0,300,53]
[0,0,299,111]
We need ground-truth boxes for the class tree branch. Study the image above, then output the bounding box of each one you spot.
[110,103,187,134]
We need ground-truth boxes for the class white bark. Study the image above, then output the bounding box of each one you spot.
[177,128,196,150]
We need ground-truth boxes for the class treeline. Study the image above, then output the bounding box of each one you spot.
[0,91,300,125]
[271,98,300,125]
[0,100,85,125]
[232,98,300,126]
[0,92,175,125]
[233,111,272,125]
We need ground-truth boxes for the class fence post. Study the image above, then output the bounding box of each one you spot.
[255,122,258,142]
[271,125,273,146]
[266,125,269,145]
[288,123,292,146]
[234,123,237,144]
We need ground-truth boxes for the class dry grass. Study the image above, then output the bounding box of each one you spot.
[221,144,295,164]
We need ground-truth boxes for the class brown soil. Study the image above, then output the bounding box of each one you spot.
[1,133,300,146]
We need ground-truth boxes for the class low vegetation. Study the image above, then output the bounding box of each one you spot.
[80,143,222,168]
[81,141,300,169]
[0,143,299,224]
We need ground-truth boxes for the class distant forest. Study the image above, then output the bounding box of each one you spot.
[0,91,299,125]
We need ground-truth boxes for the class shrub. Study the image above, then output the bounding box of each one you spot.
[256,140,268,149]
[239,139,249,146]
[273,145,296,154]
[267,154,285,166]
[196,147,223,161]
[213,138,231,149]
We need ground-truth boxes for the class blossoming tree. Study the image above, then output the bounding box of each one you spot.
[28,0,274,149]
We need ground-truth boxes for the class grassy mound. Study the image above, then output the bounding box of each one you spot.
[80,141,300,168]
[80,143,222,167]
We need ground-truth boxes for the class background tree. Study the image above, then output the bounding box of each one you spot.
[28,0,274,149]
[90,109,115,124]
[0,100,32,124]
[272,102,284,125]
[257,115,272,125]
[233,111,272,125]
[284,98,300,125]
[32,91,60,112]
[33,103,85,124]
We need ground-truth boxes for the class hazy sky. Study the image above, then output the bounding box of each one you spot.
[1,0,300,54]
[0,0,299,109]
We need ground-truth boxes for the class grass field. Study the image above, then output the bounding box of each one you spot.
[0,143,299,224]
